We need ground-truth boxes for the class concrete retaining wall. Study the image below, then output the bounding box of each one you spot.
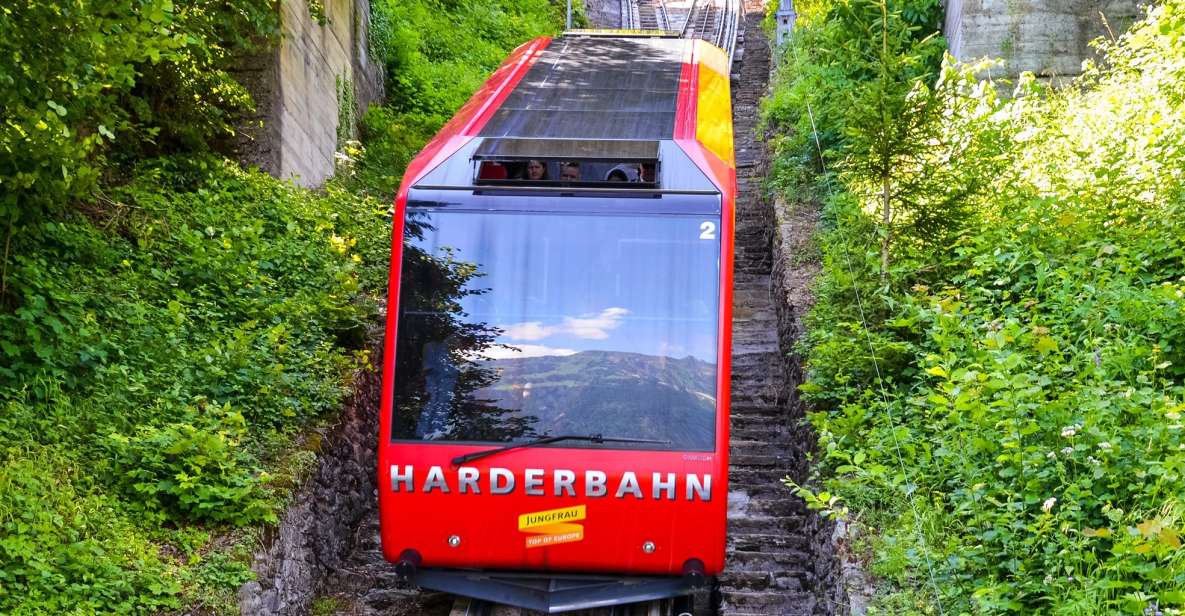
[238,0,384,187]
[945,0,1143,81]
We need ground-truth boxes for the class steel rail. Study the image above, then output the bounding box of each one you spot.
[719,0,739,66]
[678,0,702,39]
[655,0,671,31]
[678,0,739,70]
[621,0,640,29]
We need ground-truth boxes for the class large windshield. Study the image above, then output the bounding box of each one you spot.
[392,208,720,451]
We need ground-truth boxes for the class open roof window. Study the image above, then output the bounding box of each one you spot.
[473,138,660,188]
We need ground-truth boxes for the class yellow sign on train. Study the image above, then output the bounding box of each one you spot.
[518,505,587,548]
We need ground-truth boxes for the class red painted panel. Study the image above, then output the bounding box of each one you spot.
[378,446,727,575]
[673,40,699,143]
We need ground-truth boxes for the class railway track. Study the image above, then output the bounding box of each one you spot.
[622,0,738,64]
[679,0,717,41]
[621,0,670,32]
[319,3,825,615]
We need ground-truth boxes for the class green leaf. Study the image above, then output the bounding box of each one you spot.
[1034,336,1058,354]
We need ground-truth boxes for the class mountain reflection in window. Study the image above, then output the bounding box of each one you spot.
[393,209,719,451]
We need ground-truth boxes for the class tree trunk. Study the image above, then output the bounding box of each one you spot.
[0,219,11,302]
[880,171,891,284]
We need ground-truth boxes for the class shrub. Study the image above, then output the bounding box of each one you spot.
[350,0,563,198]
[770,0,1185,611]
[102,407,276,525]
[0,448,180,615]
[0,0,280,219]
[0,157,389,610]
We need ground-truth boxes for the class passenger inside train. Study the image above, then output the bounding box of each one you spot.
[560,161,581,182]
[475,160,658,187]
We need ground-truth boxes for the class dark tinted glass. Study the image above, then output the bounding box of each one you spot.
[393,209,720,450]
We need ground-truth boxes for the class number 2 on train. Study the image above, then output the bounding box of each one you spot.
[699,221,717,240]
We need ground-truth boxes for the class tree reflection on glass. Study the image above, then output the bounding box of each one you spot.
[392,211,536,442]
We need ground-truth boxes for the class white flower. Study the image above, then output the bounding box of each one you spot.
[1088,456,1101,465]
[1061,447,1074,455]
[1061,427,1077,438]
[1042,497,1057,513]
[1098,441,1112,451]
[1046,451,1057,459]
[1167,412,1181,421]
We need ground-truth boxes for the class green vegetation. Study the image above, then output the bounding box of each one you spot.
[1,0,562,613]
[767,0,1185,612]
[0,159,389,614]
[0,0,279,220]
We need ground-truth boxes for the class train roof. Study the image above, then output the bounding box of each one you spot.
[398,32,736,201]
[479,35,685,141]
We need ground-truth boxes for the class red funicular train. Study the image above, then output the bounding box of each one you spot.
[378,30,735,613]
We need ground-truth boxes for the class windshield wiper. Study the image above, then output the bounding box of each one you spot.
[451,434,672,466]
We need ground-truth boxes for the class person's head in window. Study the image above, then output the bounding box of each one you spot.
[525,159,547,180]
[560,162,581,182]
[605,163,639,182]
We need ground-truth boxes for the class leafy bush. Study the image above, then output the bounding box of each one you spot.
[371,0,563,118]
[770,0,1185,611]
[0,158,386,430]
[102,407,276,525]
[0,448,180,615]
[763,0,945,185]
[0,0,279,219]
[0,158,390,613]
[347,107,442,199]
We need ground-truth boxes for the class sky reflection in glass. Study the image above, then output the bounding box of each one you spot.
[416,211,720,363]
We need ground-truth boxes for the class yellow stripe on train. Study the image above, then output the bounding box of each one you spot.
[695,41,735,167]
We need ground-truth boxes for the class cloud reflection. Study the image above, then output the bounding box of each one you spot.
[502,307,630,342]
[481,344,579,360]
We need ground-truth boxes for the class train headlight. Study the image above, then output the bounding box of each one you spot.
[641,540,656,554]
[448,534,462,548]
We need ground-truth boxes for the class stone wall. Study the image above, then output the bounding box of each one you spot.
[238,343,381,615]
[945,0,1143,81]
[238,0,384,187]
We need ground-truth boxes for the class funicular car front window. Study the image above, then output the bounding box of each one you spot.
[393,208,720,451]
